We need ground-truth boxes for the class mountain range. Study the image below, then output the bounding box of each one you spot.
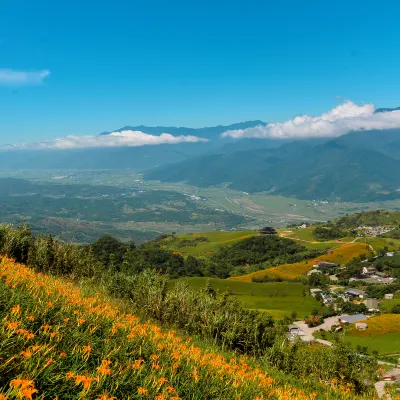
[2,109,400,202]
[145,128,400,201]
[0,121,275,170]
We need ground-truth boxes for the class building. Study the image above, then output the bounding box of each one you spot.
[310,288,323,297]
[355,322,368,330]
[345,288,366,299]
[362,266,376,275]
[349,274,368,282]
[365,298,379,311]
[384,293,394,300]
[316,261,339,268]
[339,314,367,324]
[329,275,338,282]
[307,269,322,276]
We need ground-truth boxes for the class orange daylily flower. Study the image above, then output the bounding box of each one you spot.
[137,387,148,395]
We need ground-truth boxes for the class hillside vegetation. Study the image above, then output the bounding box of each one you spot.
[231,243,371,282]
[145,129,400,201]
[0,223,380,397]
[0,257,325,400]
[332,210,400,229]
[159,230,257,256]
[169,277,325,319]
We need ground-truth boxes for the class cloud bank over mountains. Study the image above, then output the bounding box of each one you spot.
[3,101,400,151]
[0,69,50,85]
[0,130,208,151]
[222,101,400,139]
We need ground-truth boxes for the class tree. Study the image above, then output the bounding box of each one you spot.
[91,235,126,267]
[259,226,277,235]
[392,304,400,314]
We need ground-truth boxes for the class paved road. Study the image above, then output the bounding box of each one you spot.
[294,316,342,336]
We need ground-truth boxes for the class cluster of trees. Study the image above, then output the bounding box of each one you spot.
[366,282,400,299]
[332,210,398,229]
[212,235,325,268]
[314,226,347,240]
[0,223,378,393]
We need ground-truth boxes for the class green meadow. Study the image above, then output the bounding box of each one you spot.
[314,331,400,355]
[170,277,323,319]
[161,230,257,256]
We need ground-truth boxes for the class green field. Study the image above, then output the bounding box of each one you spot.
[364,237,400,251]
[279,227,317,241]
[315,331,400,355]
[170,277,323,319]
[161,230,257,256]
[278,227,350,251]
[381,295,400,313]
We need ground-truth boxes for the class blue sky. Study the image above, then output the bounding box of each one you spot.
[1,0,400,144]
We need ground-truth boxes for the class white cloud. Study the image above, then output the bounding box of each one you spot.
[0,69,50,85]
[1,130,208,150]
[222,101,400,139]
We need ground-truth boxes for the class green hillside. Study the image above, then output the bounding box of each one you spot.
[169,277,325,319]
[332,210,400,229]
[160,230,257,256]
[145,129,400,201]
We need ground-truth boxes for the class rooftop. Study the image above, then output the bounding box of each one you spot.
[339,314,366,324]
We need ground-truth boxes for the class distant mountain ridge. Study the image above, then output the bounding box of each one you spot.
[145,128,400,201]
[0,121,269,171]
[99,120,267,139]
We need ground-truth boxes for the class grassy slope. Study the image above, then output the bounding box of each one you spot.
[161,230,257,256]
[170,277,324,319]
[0,257,365,400]
[364,237,400,251]
[316,315,400,355]
[231,243,371,282]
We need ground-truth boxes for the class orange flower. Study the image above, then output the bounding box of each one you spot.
[25,332,35,340]
[10,379,35,390]
[66,372,75,379]
[82,344,92,359]
[158,377,168,385]
[5,321,18,330]
[166,386,175,394]
[11,304,21,314]
[41,325,52,332]
[74,375,97,390]
[44,357,54,367]
[0,394,8,400]
[132,359,144,370]
[26,315,35,322]
[137,387,148,395]
[10,379,38,399]
[21,387,38,400]
[97,360,111,376]
[21,349,32,358]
